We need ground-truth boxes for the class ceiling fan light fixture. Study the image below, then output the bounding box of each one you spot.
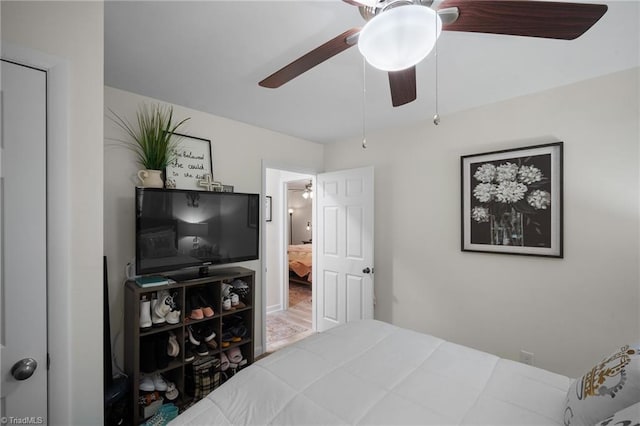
[358,5,442,72]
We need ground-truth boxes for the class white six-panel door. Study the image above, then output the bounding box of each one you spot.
[0,60,48,420]
[316,166,374,332]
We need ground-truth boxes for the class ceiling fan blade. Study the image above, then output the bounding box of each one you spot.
[259,28,361,89]
[388,66,417,107]
[439,0,607,40]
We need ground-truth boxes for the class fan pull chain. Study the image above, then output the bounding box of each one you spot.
[433,10,441,126]
[362,57,368,149]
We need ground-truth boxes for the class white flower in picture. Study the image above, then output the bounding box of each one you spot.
[527,190,551,209]
[473,183,495,203]
[495,181,528,203]
[472,206,490,223]
[495,162,519,182]
[518,165,543,184]
[473,164,496,183]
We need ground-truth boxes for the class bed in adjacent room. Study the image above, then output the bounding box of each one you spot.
[287,244,312,284]
[169,319,640,426]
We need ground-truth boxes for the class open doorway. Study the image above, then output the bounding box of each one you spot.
[264,169,315,353]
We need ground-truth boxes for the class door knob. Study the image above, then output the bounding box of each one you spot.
[362,267,371,274]
[11,358,37,381]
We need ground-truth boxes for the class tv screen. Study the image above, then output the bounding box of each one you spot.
[135,187,259,276]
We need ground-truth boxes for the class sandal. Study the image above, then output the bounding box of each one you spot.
[188,294,204,320]
[197,291,214,317]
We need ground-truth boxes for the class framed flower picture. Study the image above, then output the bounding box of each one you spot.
[461,142,563,257]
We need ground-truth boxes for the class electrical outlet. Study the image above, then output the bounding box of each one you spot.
[520,350,534,365]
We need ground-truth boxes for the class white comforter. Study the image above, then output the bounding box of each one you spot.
[171,320,572,425]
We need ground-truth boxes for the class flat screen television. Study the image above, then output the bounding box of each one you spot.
[135,187,259,276]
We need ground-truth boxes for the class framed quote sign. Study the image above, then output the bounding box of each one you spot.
[165,133,213,190]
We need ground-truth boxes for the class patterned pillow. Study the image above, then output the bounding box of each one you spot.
[564,344,640,426]
[595,401,640,426]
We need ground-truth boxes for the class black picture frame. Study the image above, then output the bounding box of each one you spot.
[164,133,213,190]
[265,196,272,222]
[461,142,563,258]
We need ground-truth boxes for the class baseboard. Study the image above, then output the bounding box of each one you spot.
[266,304,282,314]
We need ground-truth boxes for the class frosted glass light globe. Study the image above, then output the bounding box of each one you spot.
[358,5,442,72]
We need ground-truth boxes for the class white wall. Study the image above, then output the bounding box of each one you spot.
[104,87,323,360]
[2,2,104,424]
[324,68,640,378]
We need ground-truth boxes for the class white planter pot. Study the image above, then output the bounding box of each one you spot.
[137,169,164,188]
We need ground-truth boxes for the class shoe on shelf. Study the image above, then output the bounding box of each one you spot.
[165,292,181,324]
[139,375,155,392]
[220,351,230,372]
[165,309,181,325]
[231,293,247,309]
[167,332,180,358]
[195,342,208,357]
[154,290,174,318]
[140,297,152,329]
[152,374,167,392]
[165,381,179,401]
[222,283,233,299]
[141,403,178,426]
[227,347,243,364]
[222,297,233,311]
[184,342,195,362]
[206,339,218,350]
[188,294,204,320]
[150,295,166,327]
[138,391,162,406]
[200,325,216,342]
[230,279,250,297]
[187,325,201,345]
[196,291,215,317]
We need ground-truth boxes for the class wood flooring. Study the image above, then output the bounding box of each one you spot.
[266,282,315,353]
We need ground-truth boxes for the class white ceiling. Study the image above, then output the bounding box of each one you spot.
[104,0,640,144]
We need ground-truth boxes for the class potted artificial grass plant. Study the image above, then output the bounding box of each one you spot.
[110,103,190,188]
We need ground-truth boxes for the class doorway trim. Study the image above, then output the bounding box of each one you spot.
[2,42,72,424]
[261,161,317,355]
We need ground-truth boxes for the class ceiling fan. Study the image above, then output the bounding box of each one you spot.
[258,0,608,107]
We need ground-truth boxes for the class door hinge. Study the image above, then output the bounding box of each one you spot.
[47,353,50,370]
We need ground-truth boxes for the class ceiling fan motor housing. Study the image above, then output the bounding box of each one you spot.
[359,0,434,21]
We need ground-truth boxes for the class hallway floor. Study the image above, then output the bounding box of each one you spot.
[266,282,314,353]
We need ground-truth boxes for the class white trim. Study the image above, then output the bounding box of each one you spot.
[266,304,283,314]
[261,160,318,354]
[2,42,71,425]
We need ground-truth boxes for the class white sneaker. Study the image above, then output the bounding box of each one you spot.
[231,293,239,307]
[150,297,166,326]
[165,381,178,401]
[140,298,152,329]
[165,309,181,325]
[153,374,167,392]
[139,375,155,392]
[222,297,232,311]
[154,291,173,318]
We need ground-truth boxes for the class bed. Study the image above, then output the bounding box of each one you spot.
[171,319,634,426]
[288,244,312,284]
